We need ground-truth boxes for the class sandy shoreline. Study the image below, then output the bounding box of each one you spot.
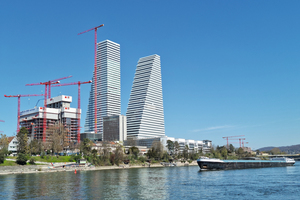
[0,161,198,176]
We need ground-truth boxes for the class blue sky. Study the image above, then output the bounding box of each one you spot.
[1,1,299,149]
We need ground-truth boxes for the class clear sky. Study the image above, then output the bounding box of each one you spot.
[1,1,299,149]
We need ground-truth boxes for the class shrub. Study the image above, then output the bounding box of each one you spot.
[29,157,36,164]
[0,151,5,164]
[41,152,45,159]
[16,153,28,165]
[138,156,146,163]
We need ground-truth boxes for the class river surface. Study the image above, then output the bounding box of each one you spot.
[0,162,299,199]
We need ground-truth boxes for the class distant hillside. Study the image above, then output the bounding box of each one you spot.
[258,144,300,154]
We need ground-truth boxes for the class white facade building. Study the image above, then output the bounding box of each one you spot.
[126,54,165,138]
[85,40,121,134]
[8,137,18,156]
[20,95,79,142]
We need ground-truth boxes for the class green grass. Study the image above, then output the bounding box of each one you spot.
[7,156,74,163]
[6,156,75,163]
[0,160,19,166]
[32,156,73,163]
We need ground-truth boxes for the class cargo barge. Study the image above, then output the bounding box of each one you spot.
[197,157,295,170]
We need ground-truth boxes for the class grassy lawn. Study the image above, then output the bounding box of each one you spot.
[7,156,75,163]
[0,160,19,166]
[32,156,73,163]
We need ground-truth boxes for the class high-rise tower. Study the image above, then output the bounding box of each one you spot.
[84,40,121,134]
[126,54,165,138]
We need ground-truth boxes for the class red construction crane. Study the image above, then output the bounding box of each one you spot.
[78,24,104,134]
[228,138,246,148]
[26,76,72,142]
[4,94,44,134]
[52,80,92,143]
[242,141,249,148]
[223,135,245,148]
[25,75,72,99]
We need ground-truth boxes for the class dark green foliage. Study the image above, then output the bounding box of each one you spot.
[17,127,29,154]
[16,153,28,165]
[114,145,124,166]
[0,151,5,164]
[128,146,139,159]
[81,138,93,157]
[110,153,115,165]
[29,157,36,164]
[69,154,81,162]
[138,156,146,163]
[41,151,45,159]
[166,140,174,154]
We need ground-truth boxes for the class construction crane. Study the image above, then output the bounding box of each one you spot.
[223,135,245,148]
[227,138,246,148]
[4,94,44,134]
[26,76,72,142]
[52,80,92,143]
[25,75,72,99]
[242,141,249,148]
[78,24,104,134]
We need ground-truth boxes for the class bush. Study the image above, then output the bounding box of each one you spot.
[0,152,5,164]
[29,157,36,164]
[16,153,28,165]
[138,156,146,163]
[41,152,45,159]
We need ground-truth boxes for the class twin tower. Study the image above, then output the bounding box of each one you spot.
[84,40,165,139]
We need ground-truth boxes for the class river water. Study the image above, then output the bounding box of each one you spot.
[0,162,299,199]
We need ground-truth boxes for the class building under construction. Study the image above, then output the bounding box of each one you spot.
[19,95,79,143]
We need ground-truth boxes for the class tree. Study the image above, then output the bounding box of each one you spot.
[0,134,9,158]
[16,153,28,165]
[236,147,244,157]
[166,140,174,154]
[174,141,180,155]
[29,139,42,155]
[270,148,281,155]
[183,145,189,160]
[128,146,139,159]
[114,144,124,166]
[229,144,235,153]
[152,141,164,159]
[0,134,9,150]
[0,151,5,164]
[17,127,29,154]
[47,123,69,154]
[80,138,93,157]
[220,147,228,159]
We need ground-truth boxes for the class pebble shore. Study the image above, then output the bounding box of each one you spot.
[0,161,198,175]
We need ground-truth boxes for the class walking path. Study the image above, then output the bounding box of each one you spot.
[0,160,198,175]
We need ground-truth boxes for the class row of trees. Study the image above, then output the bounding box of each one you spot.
[207,144,252,160]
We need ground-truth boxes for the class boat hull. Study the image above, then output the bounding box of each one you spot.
[197,160,295,170]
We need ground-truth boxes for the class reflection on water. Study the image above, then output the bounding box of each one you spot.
[0,163,300,199]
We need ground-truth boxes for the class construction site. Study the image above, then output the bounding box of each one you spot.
[19,95,79,143]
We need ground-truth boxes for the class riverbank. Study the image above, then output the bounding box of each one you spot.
[0,161,198,175]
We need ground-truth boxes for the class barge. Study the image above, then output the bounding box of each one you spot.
[197,157,295,170]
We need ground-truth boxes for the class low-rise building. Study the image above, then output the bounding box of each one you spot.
[8,136,18,156]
